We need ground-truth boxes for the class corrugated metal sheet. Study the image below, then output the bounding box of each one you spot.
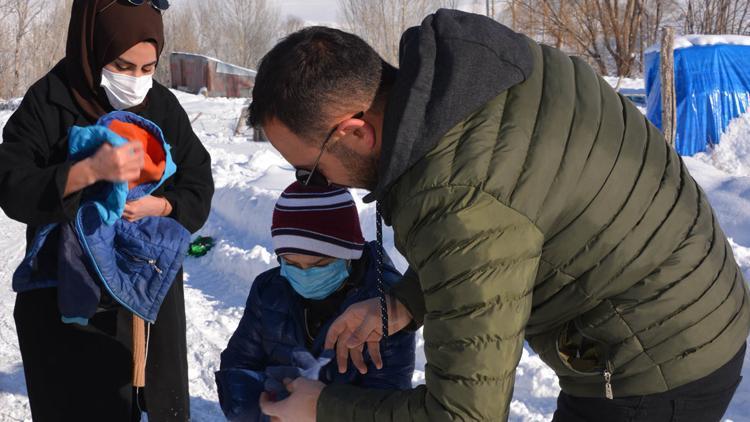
[216,61,257,78]
[170,52,255,98]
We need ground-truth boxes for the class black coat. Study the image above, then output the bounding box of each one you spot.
[1,60,214,421]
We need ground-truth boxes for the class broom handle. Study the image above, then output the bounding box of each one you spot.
[132,315,147,387]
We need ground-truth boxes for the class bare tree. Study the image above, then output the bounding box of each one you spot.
[0,0,288,99]
[158,3,202,85]
[596,0,647,76]
[682,0,750,34]
[638,0,671,71]
[158,0,282,84]
[339,0,451,64]
[503,0,519,29]
[440,0,462,8]
[487,0,498,18]
[507,1,588,62]
[228,0,281,68]
[193,0,281,69]
[0,0,71,98]
[4,0,748,99]
[507,0,678,76]
[25,0,71,83]
[0,1,13,97]
[8,0,43,96]
[283,15,306,36]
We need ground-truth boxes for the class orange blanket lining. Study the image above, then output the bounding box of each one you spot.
[107,120,166,190]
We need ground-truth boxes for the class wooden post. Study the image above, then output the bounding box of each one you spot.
[190,112,203,125]
[660,27,676,148]
[252,127,268,143]
[234,105,250,136]
[132,315,146,388]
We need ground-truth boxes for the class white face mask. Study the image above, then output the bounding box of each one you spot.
[100,67,153,110]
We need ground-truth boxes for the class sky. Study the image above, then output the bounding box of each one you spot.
[275,0,487,26]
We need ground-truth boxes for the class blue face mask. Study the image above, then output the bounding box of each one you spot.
[280,259,351,300]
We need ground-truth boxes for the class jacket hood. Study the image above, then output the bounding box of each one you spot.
[97,110,177,196]
[364,9,533,204]
[68,110,177,225]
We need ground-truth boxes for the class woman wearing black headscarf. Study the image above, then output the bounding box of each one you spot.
[0,1,214,420]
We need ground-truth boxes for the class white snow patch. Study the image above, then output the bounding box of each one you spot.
[646,34,750,54]
[602,76,645,92]
[695,112,750,177]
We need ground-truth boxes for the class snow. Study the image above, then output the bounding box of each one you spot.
[604,77,647,114]
[695,112,750,178]
[602,76,645,92]
[645,34,750,54]
[1,86,749,421]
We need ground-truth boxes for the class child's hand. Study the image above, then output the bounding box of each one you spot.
[123,195,172,222]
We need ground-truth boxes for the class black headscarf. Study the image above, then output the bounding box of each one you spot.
[65,0,165,121]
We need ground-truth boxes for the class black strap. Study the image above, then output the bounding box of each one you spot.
[376,203,389,338]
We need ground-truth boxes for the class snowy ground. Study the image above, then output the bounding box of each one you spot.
[1,88,749,421]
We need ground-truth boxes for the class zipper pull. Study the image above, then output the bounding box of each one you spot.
[148,259,163,274]
[603,369,613,399]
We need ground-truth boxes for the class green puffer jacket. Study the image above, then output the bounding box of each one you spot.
[317,9,749,421]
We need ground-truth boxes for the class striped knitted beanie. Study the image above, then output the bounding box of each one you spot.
[271,182,365,260]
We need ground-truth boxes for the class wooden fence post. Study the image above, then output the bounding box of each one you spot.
[660,27,677,148]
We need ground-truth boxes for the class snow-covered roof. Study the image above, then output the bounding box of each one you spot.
[602,76,645,92]
[171,51,257,77]
[646,34,750,54]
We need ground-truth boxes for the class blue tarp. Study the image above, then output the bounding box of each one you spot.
[645,43,750,156]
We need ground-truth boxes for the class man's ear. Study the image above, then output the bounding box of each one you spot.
[336,117,375,152]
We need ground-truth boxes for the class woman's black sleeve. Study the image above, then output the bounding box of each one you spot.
[161,103,214,233]
[0,88,82,225]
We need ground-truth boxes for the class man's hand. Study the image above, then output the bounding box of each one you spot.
[324,296,413,374]
[123,195,172,222]
[259,378,323,422]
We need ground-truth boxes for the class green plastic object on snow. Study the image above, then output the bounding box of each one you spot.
[188,236,214,257]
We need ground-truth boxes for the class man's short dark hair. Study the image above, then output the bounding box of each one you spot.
[249,26,395,143]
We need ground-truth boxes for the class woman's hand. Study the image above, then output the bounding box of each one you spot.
[64,143,145,198]
[90,142,145,182]
[123,195,172,222]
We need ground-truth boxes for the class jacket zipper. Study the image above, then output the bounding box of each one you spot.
[303,308,315,343]
[75,207,150,322]
[122,250,163,274]
[573,318,615,400]
[604,364,614,399]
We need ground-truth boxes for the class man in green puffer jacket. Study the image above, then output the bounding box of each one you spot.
[250,9,749,422]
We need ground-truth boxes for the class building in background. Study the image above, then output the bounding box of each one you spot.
[645,36,750,156]
[170,52,257,98]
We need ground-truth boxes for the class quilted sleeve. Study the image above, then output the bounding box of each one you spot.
[317,186,542,421]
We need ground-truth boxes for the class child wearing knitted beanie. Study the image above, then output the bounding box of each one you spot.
[216,182,416,422]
